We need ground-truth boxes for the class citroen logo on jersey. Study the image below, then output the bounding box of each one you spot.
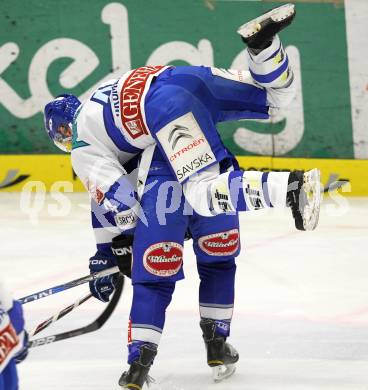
[168,125,193,150]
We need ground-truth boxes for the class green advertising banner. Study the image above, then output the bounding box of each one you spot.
[0,0,355,158]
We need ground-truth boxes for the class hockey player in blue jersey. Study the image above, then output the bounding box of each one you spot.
[44,3,319,233]
[0,280,28,390]
[87,162,240,384]
[43,4,321,388]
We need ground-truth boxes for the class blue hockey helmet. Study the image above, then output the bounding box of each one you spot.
[44,94,81,152]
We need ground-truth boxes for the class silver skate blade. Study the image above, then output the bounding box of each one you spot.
[212,364,236,382]
[237,3,295,38]
[302,168,321,231]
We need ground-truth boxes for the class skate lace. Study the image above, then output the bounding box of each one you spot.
[146,374,155,387]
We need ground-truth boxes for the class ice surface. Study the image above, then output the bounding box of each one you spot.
[1,193,367,389]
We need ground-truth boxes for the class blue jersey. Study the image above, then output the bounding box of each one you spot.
[73,34,296,365]
[72,65,269,204]
[84,65,270,255]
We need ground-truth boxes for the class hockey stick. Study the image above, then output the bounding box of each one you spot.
[28,275,124,348]
[19,266,119,304]
[29,292,93,337]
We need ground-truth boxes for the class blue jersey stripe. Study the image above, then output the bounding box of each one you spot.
[249,55,289,84]
[91,206,116,228]
[103,102,142,154]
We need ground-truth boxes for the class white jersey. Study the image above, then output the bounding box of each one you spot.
[0,280,24,372]
[71,78,136,204]
[71,66,169,204]
[71,51,294,218]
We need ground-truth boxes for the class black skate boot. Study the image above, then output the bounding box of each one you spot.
[238,3,296,53]
[287,169,321,231]
[119,343,157,389]
[200,319,239,382]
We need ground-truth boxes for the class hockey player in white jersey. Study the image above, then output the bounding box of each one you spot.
[44,3,319,232]
[44,4,321,388]
[0,280,28,390]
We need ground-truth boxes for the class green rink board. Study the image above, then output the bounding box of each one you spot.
[0,0,353,157]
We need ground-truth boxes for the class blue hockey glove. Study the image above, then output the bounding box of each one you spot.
[89,257,117,302]
[15,331,29,364]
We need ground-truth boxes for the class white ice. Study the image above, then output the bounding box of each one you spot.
[1,193,367,390]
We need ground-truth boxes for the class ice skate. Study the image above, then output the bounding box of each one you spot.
[287,169,321,231]
[238,3,296,52]
[119,343,157,389]
[200,319,239,382]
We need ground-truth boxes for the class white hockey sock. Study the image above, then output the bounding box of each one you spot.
[199,303,234,321]
[209,170,290,214]
[183,168,290,216]
[266,171,290,208]
[247,35,293,89]
[130,323,162,345]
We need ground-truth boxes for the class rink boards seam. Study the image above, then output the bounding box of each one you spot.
[0,155,367,195]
